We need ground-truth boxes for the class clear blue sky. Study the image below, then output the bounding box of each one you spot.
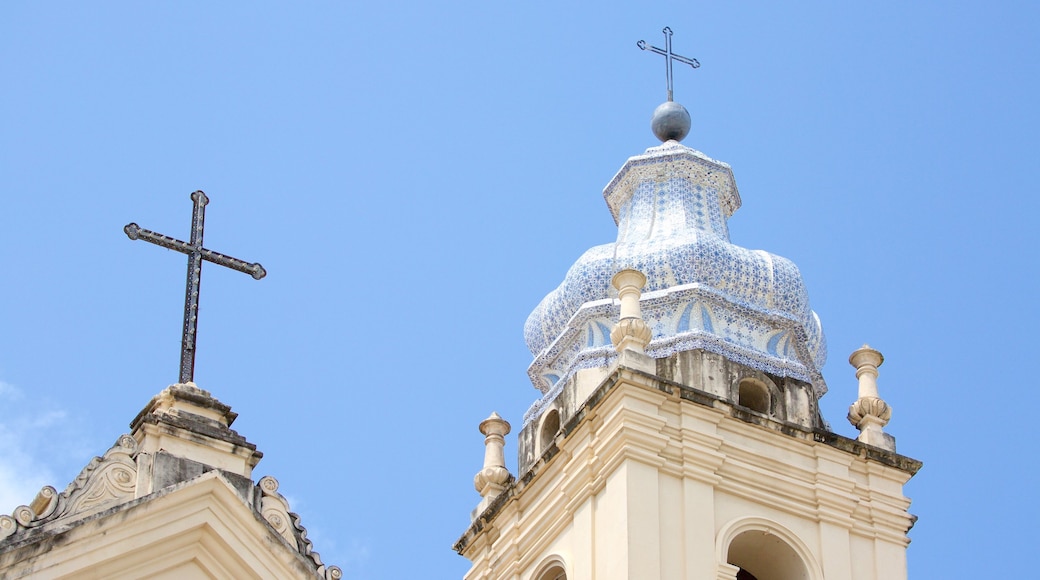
[2,2,1037,578]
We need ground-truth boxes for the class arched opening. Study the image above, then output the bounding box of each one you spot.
[737,378,770,415]
[727,529,810,580]
[538,564,567,580]
[539,409,561,452]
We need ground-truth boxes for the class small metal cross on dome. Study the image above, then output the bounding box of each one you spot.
[638,27,700,102]
[124,190,266,384]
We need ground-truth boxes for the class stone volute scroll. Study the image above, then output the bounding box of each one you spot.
[258,476,300,550]
[256,476,343,580]
[610,269,652,354]
[847,345,896,451]
[473,412,512,515]
[1,435,139,541]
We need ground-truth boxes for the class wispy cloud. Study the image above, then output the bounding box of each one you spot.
[0,381,86,514]
[0,380,21,400]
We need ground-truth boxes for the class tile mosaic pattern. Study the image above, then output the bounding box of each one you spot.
[523,142,827,424]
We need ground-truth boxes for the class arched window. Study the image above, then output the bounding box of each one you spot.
[737,378,770,415]
[727,529,810,580]
[539,409,561,452]
[538,564,567,580]
[717,517,823,580]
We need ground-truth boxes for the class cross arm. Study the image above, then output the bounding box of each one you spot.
[636,42,700,69]
[668,53,699,69]
[198,247,266,280]
[124,223,266,280]
[124,223,193,254]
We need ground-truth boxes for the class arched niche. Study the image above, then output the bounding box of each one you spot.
[716,517,823,580]
[737,378,770,414]
[734,373,787,421]
[539,408,561,453]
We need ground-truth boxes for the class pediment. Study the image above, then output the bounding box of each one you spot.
[0,471,339,579]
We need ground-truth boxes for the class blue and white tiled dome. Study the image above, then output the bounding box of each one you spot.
[524,140,827,408]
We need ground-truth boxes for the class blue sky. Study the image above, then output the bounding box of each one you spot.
[2,2,1038,578]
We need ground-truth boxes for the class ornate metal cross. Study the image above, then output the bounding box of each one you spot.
[124,190,266,384]
[638,27,700,102]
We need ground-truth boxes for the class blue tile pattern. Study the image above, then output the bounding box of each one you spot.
[523,142,827,424]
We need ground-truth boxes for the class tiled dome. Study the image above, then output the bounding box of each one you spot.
[524,141,827,404]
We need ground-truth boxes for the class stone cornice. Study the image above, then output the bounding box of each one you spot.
[1,471,338,579]
[130,383,261,466]
[2,384,340,579]
[454,362,921,555]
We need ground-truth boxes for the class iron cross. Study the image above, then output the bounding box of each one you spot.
[124,190,266,384]
[637,27,700,102]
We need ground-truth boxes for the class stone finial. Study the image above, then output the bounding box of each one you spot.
[473,412,512,504]
[610,269,652,354]
[847,345,895,451]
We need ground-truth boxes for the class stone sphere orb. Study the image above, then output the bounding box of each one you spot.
[651,101,691,142]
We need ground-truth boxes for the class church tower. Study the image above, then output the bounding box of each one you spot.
[454,30,920,580]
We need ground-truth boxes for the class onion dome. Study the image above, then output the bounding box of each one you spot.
[523,138,827,411]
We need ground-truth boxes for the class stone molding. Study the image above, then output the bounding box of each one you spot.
[2,454,341,579]
[1,471,334,579]
[131,382,262,478]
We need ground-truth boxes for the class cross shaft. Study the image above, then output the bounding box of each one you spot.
[638,27,700,102]
[125,190,265,383]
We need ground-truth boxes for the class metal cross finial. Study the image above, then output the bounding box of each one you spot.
[124,190,266,384]
[637,27,700,102]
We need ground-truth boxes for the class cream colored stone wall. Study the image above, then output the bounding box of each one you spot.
[0,473,323,580]
[458,365,918,580]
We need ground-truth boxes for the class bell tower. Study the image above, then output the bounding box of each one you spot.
[454,29,919,580]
